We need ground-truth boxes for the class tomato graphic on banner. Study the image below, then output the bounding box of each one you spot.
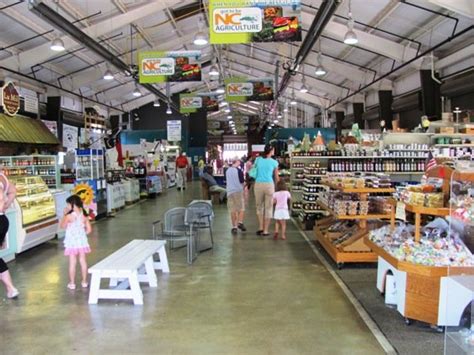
[139,51,202,83]
[225,77,274,102]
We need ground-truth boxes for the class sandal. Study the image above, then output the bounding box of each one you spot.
[67,283,76,290]
[273,233,278,240]
[261,232,270,237]
[81,282,89,288]
[256,230,263,236]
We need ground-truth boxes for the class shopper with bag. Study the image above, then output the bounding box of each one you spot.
[252,144,279,236]
[0,171,19,299]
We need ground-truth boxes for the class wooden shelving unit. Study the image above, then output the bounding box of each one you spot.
[314,183,395,267]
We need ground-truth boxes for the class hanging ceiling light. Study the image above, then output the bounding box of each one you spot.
[344,0,358,45]
[300,82,309,93]
[315,42,327,76]
[193,19,208,45]
[153,99,161,107]
[283,102,289,112]
[273,119,279,123]
[227,115,232,119]
[224,108,231,113]
[277,113,282,119]
[290,90,297,105]
[166,103,172,115]
[216,87,225,94]
[209,63,219,77]
[103,68,114,80]
[132,86,142,97]
[50,36,65,51]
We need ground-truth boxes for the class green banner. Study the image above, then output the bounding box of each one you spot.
[138,51,202,84]
[179,92,220,113]
[209,0,302,44]
[225,77,274,102]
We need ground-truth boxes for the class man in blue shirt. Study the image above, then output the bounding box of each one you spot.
[226,158,246,234]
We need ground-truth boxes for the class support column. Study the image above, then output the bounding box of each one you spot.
[420,69,441,120]
[353,103,364,128]
[335,111,344,142]
[378,91,393,130]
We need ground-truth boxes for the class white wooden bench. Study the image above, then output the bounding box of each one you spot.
[88,239,169,305]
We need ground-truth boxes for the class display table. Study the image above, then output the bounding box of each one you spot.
[106,182,126,213]
[365,237,473,326]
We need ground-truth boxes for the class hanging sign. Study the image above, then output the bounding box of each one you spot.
[24,94,38,114]
[62,124,79,151]
[42,120,58,137]
[138,51,202,84]
[179,92,220,113]
[209,0,302,44]
[1,82,20,116]
[225,76,274,102]
[167,120,182,142]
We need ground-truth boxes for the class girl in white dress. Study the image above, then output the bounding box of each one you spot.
[60,195,92,290]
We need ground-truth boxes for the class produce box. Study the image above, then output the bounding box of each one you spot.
[438,126,455,134]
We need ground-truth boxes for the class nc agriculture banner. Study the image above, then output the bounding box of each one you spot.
[225,77,274,102]
[139,51,202,83]
[209,0,302,44]
[179,92,220,113]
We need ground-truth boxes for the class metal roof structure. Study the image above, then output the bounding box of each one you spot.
[0,0,472,129]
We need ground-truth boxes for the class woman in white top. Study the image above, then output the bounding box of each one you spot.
[0,170,19,298]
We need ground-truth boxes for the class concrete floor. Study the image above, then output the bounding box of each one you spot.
[0,183,385,355]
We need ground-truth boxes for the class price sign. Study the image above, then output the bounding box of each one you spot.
[396,201,406,221]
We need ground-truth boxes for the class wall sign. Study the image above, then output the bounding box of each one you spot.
[1,82,20,116]
[225,76,274,102]
[209,0,302,44]
[63,124,79,151]
[167,120,182,142]
[139,51,202,84]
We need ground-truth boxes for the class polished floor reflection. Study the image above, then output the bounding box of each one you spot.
[0,184,384,354]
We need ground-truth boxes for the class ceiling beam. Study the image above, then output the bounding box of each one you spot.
[1,0,179,71]
[425,0,474,18]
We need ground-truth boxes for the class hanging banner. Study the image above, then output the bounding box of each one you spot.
[138,51,202,84]
[225,76,274,102]
[209,0,302,44]
[1,82,20,116]
[42,120,58,137]
[179,92,219,113]
[167,120,182,142]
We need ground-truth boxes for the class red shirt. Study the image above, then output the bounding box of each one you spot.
[176,156,188,168]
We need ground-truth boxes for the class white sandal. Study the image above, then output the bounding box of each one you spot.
[67,283,76,290]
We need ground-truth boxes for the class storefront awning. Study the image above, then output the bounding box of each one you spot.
[0,114,59,145]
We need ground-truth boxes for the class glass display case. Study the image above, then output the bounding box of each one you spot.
[75,149,104,181]
[0,155,60,188]
[443,162,474,354]
[9,176,56,226]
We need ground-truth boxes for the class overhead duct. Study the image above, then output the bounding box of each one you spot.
[277,0,340,99]
[28,0,177,110]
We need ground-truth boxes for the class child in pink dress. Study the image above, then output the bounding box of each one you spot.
[273,180,291,240]
[60,195,92,290]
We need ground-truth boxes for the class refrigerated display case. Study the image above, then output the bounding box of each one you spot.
[75,149,107,219]
[9,176,58,253]
[0,155,60,189]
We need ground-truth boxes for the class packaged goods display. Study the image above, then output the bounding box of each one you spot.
[0,155,59,188]
[369,220,474,267]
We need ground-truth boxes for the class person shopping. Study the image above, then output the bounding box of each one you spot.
[253,144,279,236]
[176,152,189,190]
[226,158,246,234]
[201,166,226,203]
[0,171,19,299]
[273,180,291,240]
[60,195,92,290]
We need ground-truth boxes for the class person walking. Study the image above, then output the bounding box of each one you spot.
[273,180,291,240]
[0,171,19,299]
[226,158,246,234]
[60,195,92,290]
[176,152,189,190]
[201,166,227,203]
[253,144,279,236]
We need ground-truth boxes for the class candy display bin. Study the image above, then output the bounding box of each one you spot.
[443,162,474,354]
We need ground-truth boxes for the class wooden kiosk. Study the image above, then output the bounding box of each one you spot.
[365,166,474,327]
[314,182,395,268]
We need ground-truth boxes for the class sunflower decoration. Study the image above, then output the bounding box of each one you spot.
[72,183,96,219]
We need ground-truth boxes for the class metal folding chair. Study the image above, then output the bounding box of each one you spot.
[186,201,214,252]
[152,207,198,264]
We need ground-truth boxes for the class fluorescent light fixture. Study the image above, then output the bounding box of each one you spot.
[153,100,161,107]
[103,68,114,80]
[132,87,142,97]
[50,37,65,51]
